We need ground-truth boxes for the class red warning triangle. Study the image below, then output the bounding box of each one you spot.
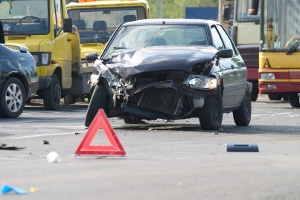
[75,109,126,156]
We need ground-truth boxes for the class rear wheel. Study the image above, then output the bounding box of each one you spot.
[43,74,61,110]
[199,95,223,130]
[288,93,300,107]
[85,84,108,127]
[64,95,77,105]
[250,82,258,102]
[268,93,282,100]
[233,90,251,126]
[0,77,26,118]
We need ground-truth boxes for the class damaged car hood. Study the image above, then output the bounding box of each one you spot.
[105,46,218,77]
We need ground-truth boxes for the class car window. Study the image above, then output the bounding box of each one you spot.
[215,24,237,55]
[210,26,224,50]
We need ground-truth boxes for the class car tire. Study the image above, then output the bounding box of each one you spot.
[288,93,300,107]
[199,95,223,130]
[233,90,251,126]
[0,77,26,118]
[85,84,108,127]
[123,114,143,124]
[43,74,61,110]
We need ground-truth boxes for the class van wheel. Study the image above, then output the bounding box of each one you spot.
[64,95,77,105]
[288,93,300,107]
[0,77,26,118]
[250,82,258,101]
[43,74,61,110]
[199,95,223,130]
[233,90,251,126]
[268,93,282,100]
[85,84,108,127]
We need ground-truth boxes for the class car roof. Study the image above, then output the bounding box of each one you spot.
[123,18,221,26]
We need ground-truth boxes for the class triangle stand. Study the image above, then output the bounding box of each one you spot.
[75,109,126,156]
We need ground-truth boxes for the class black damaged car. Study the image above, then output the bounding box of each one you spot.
[85,19,252,130]
[0,44,38,118]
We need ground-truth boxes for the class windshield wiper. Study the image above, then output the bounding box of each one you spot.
[287,39,300,55]
[101,58,111,64]
[80,35,108,41]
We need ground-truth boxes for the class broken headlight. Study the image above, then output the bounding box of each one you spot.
[184,75,217,89]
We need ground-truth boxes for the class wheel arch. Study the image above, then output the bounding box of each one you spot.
[4,72,29,99]
[53,67,62,86]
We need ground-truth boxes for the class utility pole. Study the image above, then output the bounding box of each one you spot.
[156,0,163,18]
[218,0,224,23]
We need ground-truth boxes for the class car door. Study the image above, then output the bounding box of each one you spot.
[215,25,247,106]
[210,25,237,109]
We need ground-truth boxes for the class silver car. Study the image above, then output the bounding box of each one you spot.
[85,19,252,130]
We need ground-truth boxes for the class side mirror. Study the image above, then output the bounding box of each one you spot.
[63,18,72,33]
[86,52,99,62]
[218,49,233,58]
[215,49,233,66]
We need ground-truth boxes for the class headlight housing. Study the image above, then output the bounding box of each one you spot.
[260,73,275,80]
[184,75,217,89]
[31,52,51,66]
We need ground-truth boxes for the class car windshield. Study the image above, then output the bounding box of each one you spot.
[0,0,49,35]
[68,6,146,44]
[102,24,209,59]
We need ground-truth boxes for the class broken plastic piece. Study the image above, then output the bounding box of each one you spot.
[43,140,49,145]
[46,152,62,163]
[1,185,27,195]
[0,143,26,150]
[226,143,259,152]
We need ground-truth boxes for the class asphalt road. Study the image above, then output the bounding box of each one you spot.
[0,94,299,200]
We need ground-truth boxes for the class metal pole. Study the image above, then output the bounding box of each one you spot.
[156,0,158,18]
[218,0,223,22]
[160,0,163,18]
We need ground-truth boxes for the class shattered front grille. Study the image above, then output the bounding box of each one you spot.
[137,87,183,115]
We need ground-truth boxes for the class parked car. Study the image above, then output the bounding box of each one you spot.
[85,19,252,130]
[0,44,38,118]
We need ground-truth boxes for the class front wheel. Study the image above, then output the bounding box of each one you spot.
[233,90,251,126]
[288,93,300,107]
[43,74,61,110]
[85,84,108,127]
[199,95,223,130]
[0,77,26,118]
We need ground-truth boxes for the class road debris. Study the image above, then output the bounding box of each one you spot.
[226,143,259,152]
[1,185,27,195]
[0,143,26,150]
[46,151,62,163]
[43,140,49,145]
